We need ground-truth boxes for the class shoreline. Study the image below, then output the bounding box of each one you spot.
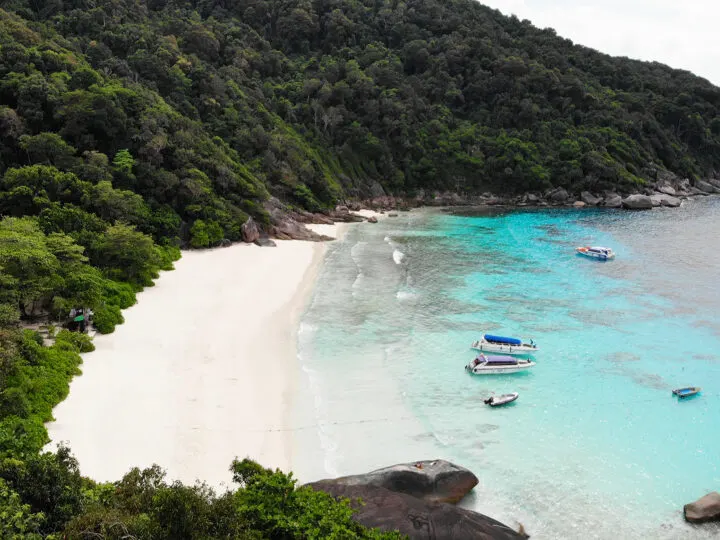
[45,212,378,488]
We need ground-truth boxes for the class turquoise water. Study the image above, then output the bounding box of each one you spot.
[292,199,720,539]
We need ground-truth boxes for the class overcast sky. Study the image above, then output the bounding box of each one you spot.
[480,0,720,86]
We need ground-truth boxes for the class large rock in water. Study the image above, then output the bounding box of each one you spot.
[603,192,622,208]
[695,180,720,194]
[310,460,478,504]
[684,492,720,523]
[581,191,602,206]
[308,483,525,539]
[650,193,682,208]
[621,194,653,209]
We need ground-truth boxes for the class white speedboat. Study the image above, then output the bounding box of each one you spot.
[484,392,519,407]
[576,246,615,260]
[465,354,536,375]
[471,334,538,355]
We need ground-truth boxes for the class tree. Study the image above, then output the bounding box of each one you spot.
[91,223,160,286]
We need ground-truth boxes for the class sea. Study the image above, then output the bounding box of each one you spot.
[291,197,720,539]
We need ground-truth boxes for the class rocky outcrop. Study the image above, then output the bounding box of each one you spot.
[308,482,525,540]
[603,193,623,208]
[657,184,676,196]
[310,460,478,504]
[581,191,602,205]
[684,492,720,524]
[240,217,260,243]
[621,194,653,209]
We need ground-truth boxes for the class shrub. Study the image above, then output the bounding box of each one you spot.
[93,305,124,334]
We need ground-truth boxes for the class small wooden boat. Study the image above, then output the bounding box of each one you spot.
[576,246,615,260]
[465,354,536,375]
[672,387,701,398]
[484,393,519,407]
[471,334,538,355]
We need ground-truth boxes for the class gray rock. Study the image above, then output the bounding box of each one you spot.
[309,460,479,505]
[695,180,719,194]
[657,184,677,196]
[650,193,682,208]
[621,194,653,210]
[548,187,569,203]
[219,239,232,247]
[603,193,623,208]
[573,201,586,208]
[581,191,602,205]
[388,213,399,217]
[240,217,260,243]
[707,178,720,190]
[307,483,525,539]
[684,491,720,524]
[689,187,709,196]
[525,193,540,203]
[678,178,692,192]
[254,235,277,247]
[648,194,664,207]
[367,216,378,223]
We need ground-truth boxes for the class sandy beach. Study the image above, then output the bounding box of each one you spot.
[45,217,367,489]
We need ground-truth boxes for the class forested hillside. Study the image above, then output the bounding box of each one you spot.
[1,0,720,248]
[1,0,720,535]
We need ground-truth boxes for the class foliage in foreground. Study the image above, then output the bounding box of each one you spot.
[0,452,403,539]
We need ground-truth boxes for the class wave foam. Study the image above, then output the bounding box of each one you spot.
[393,249,405,264]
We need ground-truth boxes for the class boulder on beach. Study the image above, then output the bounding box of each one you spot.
[254,235,277,247]
[657,184,677,196]
[241,217,260,243]
[307,483,525,539]
[684,491,720,524]
[573,200,586,208]
[368,216,378,223]
[621,194,653,209]
[308,460,478,504]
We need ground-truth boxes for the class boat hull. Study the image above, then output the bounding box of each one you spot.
[470,341,538,355]
[672,387,701,398]
[486,393,519,406]
[576,247,615,260]
[465,362,536,375]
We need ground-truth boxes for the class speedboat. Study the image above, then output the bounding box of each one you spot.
[672,387,701,398]
[484,392,519,407]
[465,354,536,375]
[471,334,538,355]
[576,246,615,260]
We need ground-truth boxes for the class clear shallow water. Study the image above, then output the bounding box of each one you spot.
[292,199,720,539]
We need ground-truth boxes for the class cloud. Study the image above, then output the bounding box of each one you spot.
[480,0,720,85]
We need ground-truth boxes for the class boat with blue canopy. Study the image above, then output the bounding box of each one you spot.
[672,387,701,398]
[471,334,538,355]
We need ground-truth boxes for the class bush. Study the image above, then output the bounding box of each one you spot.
[55,329,95,353]
[93,305,124,334]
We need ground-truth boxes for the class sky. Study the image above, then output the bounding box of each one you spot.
[480,0,720,86]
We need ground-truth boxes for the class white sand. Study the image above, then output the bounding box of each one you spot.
[47,239,328,489]
[46,211,384,488]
